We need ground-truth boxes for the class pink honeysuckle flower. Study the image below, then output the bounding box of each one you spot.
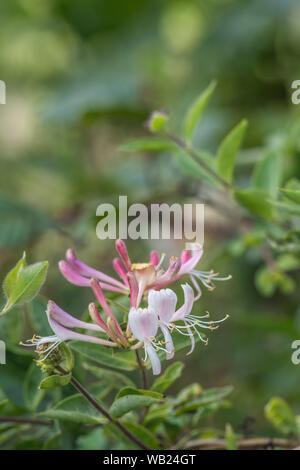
[22,301,117,362]
[128,307,162,375]
[59,241,230,310]
[116,239,230,307]
[90,278,128,347]
[59,251,128,294]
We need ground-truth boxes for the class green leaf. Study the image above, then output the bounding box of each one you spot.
[115,387,162,400]
[120,421,161,449]
[69,341,136,371]
[3,252,26,300]
[82,362,136,388]
[176,383,203,404]
[174,149,219,187]
[265,397,298,435]
[268,199,300,216]
[175,386,232,415]
[39,393,108,425]
[43,432,62,450]
[24,363,45,411]
[60,343,74,372]
[119,138,175,153]
[276,254,299,272]
[280,178,300,205]
[184,80,217,142]
[216,120,248,183]
[39,373,72,390]
[255,266,278,297]
[151,362,184,393]
[234,188,274,220]
[1,261,48,316]
[110,388,163,419]
[279,188,300,205]
[253,150,281,198]
[225,423,238,450]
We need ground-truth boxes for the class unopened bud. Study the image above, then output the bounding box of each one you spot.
[145,110,168,133]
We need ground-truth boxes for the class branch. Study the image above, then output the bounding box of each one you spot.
[0,417,51,426]
[56,366,149,451]
[181,437,300,450]
[166,132,232,191]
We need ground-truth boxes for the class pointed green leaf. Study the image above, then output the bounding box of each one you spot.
[3,252,26,299]
[120,421,161,449]
[265,397,298,435]
[174,149,219,187]
[216,120,247,183]
[151,362,184,393]
[39,392,108,424]
[69,341,136,371]
[175,385,233,415]
[253,150,281,197]
[120,138,175,153]
[184,80,217,142]
[39,373,71,390]
[1,261,48,315]
[110,388,163,419]
[82,362,136,388]
[234,188,274,220]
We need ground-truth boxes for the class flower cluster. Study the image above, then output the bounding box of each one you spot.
[24,240,230,375]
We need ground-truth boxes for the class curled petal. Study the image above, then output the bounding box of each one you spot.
[145,344,161,375]
[127,272,139,307]
[171,284,194,321]
[180,250,191,264]
[46,311,116,347]
[160,324,174,360]
[90,279,126,343]
[113,258,130,286]
[59,261,90,286]
[148,288,177,323]
[88,303,108,330]
[115,239,131,271]
[47,300,104,332]
[129,307,158,342]
[150,250,159,266]
[66,249,125,289]
[177,245,203,275]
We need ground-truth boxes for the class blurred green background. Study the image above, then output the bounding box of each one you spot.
[1,0,300,439]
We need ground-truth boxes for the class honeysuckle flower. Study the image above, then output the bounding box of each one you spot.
[170,284,229,354]
[128,307,161,375]
[59,241,230,310]
[115,239,203,306]
[23,301,117,362]
[59,250,128,294]
[90,278,129,347]
[148,288,177,360]
[148,284,229,358]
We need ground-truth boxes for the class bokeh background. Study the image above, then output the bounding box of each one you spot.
[1,0,300,442]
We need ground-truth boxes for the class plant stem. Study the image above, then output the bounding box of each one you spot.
[166,132,232,191]
[135,349,147,389]
[56,366,149,450]
[0,417,51,426]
